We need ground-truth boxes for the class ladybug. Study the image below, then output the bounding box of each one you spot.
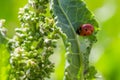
[76,24,94,36]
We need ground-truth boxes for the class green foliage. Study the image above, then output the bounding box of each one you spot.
[51,0,99,79]
[1,0,120,80]
[0,0,100,80]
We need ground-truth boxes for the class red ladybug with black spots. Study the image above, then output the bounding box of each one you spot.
[76,24,94,36]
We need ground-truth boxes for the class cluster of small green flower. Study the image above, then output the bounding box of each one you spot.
[8,0,61,79]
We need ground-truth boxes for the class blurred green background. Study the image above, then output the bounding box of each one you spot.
[86,0,120,80]
[0,0,120,80]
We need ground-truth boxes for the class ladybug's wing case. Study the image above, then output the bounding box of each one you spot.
[76,24,94,36]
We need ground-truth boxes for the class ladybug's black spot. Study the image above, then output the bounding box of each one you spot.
[84,34,86,36]
[85,28,88,31]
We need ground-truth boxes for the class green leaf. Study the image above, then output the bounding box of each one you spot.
[52,0,99,80]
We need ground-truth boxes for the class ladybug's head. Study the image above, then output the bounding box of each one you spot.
[76,24,94,36]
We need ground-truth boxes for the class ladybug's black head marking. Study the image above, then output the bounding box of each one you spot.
[76,28,79,35]
[84,34,86,36]
[76,27,81,35]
